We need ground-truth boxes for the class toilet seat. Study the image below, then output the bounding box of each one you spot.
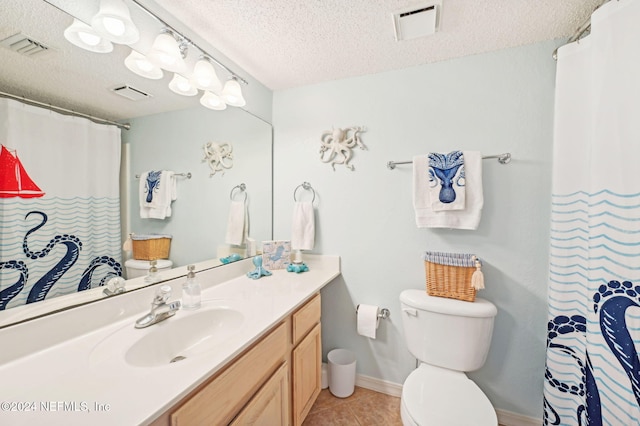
[401,365,497,426]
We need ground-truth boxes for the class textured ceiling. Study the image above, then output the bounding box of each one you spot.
[0,0,601,122]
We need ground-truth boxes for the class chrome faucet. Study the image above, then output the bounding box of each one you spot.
[135,285,181,329]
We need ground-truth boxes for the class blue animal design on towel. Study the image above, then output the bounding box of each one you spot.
[145,170,162,203]
[428,151,465,203]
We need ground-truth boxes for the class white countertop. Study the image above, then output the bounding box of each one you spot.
[0,255,340,426]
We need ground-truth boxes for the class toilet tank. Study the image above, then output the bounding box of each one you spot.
[400,289,497,372]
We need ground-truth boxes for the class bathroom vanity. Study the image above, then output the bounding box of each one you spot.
[0,255,340,426]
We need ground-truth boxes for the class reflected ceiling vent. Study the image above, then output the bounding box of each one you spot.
[392,3,439,41]
[110,85,152,101]
[1,33,50,56]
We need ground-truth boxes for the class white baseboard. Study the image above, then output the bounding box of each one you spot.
[355,374,542,426]
[355,374,403,397]
[495,409,541,426]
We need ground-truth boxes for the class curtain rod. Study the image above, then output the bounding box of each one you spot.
[0,91,130,130]
[552,0,610,60]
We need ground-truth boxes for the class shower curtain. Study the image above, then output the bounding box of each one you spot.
[544,1,640,425]
[0,98,122,310]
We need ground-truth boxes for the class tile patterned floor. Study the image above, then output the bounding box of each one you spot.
[303,386,403,425]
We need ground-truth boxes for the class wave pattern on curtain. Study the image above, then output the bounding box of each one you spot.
[0,99,122,310]
[544,1,640,425]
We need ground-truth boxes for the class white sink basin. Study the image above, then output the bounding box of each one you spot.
[126,308,244,367]
[90,307,244,368]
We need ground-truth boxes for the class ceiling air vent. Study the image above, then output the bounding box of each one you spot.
[392,4,439,41]
[110,85,152,101]
[1,33,50,56]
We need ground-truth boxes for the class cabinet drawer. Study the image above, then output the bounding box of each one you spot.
[292,293,321,345]
[230,362,290,426]
[170,322,287,426]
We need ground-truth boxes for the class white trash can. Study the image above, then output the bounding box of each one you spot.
[328,349,356,398]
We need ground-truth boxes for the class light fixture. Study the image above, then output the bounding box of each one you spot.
[169,74,198,96]
[146,31,187,74]
[124,50,163,79]
[91,0,139,44]
[200,91,227,110]
[221,77,246,107]
[190,57,222,92]
[64,19,113,53]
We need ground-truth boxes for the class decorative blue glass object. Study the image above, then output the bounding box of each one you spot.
[287,263,309,273]
[247,256,272,279]
[220,253,242,264]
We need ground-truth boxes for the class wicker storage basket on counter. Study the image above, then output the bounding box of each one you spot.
[424,252,480,302]
[131,234,172,260]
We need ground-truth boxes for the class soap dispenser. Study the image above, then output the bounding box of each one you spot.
[182,264,201,310]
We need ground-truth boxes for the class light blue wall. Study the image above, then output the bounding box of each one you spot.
[272,40,558,419]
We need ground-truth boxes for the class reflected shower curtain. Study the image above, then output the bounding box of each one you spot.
[0,99,122,310]
[544,1,640,424]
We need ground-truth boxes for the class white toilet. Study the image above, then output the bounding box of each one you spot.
[399,289,498,426]
[124,259,173,279]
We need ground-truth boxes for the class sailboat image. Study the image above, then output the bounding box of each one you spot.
[0,145,45,198]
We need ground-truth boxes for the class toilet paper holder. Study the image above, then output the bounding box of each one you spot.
[356,305,390,320]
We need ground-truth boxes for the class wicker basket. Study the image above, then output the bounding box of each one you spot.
[424,252,478,302]
[132,234,172,260]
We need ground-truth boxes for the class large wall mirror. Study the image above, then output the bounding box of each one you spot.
[0,0,273,328]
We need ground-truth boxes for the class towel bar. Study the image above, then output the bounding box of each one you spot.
[135,172,192,178]
[387,152,511,170]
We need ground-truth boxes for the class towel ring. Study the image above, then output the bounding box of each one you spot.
[230,183,247,201]
[293,182,316,203]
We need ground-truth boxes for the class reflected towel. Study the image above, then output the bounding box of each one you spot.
[139,170,177,220]
[225,200,248,246]
[291,201,315,250]
[413,151,483,229]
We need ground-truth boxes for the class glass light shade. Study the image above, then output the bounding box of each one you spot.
[190,58,222,92]
[221,78,246,107]
[169,74,198,96]
[124,50,163,79]
[146,33,187,73]
[91,0,139,44]
[64,19,113,53]
[200,91,227,110]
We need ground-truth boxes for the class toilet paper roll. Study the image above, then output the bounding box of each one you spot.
[357,304,380,339]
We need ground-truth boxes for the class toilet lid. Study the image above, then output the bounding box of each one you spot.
[402,366,497,426]
[125,259,173,269]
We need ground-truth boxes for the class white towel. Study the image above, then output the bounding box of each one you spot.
[413,151,483,229]
[291,201,315,250]
[139,170,176,219]
[225,200,248,245]
[428,151,466,211]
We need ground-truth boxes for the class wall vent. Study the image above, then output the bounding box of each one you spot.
[110,85,152,101]
[392,4,439,41]
[1,33,50,56]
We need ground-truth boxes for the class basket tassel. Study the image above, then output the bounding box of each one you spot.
[471,256,484,290]
[122,233,133,252]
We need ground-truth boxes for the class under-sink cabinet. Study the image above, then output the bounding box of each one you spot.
[151,293,322,426]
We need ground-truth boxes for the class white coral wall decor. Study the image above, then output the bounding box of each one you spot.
[202,142,233,177]
[319,126,366,171]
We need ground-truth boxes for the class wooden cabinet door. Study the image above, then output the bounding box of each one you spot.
[231,362,290,426]
[292,323,321,426]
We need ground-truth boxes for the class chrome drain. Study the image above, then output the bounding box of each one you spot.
[170,355,186,363]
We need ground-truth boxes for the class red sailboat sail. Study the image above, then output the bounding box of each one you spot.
[0,145,45,198]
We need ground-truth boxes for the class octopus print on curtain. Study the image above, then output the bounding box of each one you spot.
[544,1,640,425]
[0,98,122,310]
